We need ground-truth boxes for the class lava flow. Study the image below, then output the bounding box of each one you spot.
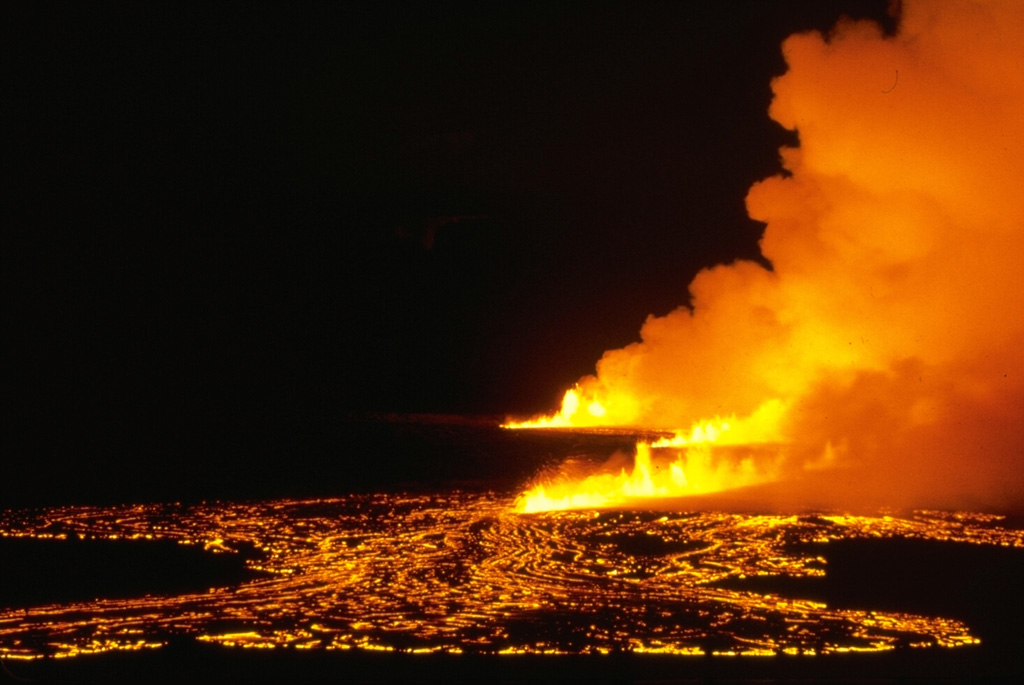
[511,399,790,513]
[506,0,1024,514]
[3,497,1021,660]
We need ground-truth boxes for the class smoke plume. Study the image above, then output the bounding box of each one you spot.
[529,0,1024,511]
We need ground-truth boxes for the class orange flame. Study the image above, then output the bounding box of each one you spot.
[508,0,1024,513]
[515,441,786,513]
[512,400,791,512]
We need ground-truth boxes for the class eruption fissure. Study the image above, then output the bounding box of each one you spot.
[508,0,1024,513]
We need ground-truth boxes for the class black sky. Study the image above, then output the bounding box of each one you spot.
[6,1,895,503]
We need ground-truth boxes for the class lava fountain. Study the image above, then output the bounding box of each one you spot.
[508,0,1024,513]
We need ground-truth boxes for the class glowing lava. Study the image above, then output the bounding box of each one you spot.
[3,497,1019,659]
[511,400,791,513]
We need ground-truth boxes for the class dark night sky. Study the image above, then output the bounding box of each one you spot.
[6,2,894,502]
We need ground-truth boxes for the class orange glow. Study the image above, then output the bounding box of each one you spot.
[515,441,783,513]
[515,400,790,512]
[1,497,1016,659]
[507,0,1024,513]
[503,388,616,429]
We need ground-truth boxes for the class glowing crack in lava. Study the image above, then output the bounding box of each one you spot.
[2,497,1022,660]
[507,0,1024,513]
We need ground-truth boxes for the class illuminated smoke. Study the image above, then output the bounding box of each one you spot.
[516,0,1024,511]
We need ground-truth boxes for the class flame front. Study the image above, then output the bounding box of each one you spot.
[508,0,1024,513]
[513,400,790,513]
[515,442,765,513]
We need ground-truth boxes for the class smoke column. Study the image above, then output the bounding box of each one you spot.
[522,0,1024,511]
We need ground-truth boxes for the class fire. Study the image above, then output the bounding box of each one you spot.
[508,0,1024,513]
[504,389,590,429]
[515,441,780,513]
[513,399,790,513]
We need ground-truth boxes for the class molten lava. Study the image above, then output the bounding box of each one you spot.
[512,400,792,513]
[3,497,1019,659]
[507,0,1024,513]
